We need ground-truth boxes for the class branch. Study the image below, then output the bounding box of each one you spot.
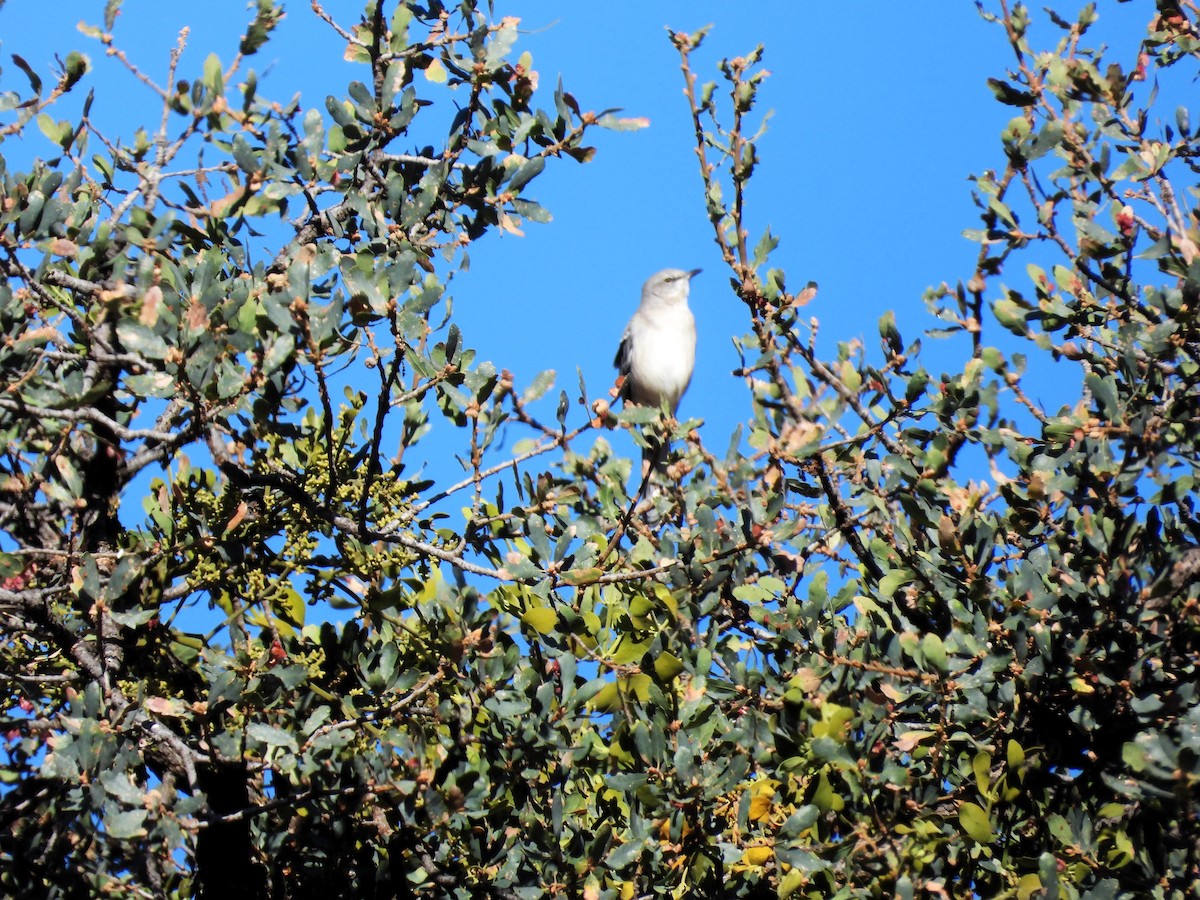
[0,397,174,444]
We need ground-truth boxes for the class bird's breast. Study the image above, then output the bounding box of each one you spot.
[625,307,696,412]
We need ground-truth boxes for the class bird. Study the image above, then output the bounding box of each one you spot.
[613,267,701,476]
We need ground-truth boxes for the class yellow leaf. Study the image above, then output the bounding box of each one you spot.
[424,59,447,83]
[609,635,651,666]
[520,606,557,635]
[813,772,844,812]
[839,359,862,391]
[741,844,773,867]
[416,571,441,603]
[748,792,774,822]
[587,675,651,712]
[788,668,821,693]
[272,586,304,631]
[1007,739,1026,769]
[1098,802,1127,819]
[1105,830,1134,867]
[895,730,935,753]
[653,651,684,682]
[972,751,993,794]
[628,593,654,618]
[559,567,601,586]
[879,682,906,703]
[1017,873,1042,900]
[778,867,807,898]
[625,673,652,702]
[812,703,853,743]
[652,583,678,616]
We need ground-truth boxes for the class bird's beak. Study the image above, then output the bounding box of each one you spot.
[687,268,702,279]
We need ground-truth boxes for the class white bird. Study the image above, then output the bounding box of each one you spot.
[614,268,701,474]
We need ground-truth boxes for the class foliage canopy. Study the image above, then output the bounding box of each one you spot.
[1,1,1200,898]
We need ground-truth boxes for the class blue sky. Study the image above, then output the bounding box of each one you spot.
[0,2,1156,472]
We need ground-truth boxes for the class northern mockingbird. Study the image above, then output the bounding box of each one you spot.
[614,267,701,474]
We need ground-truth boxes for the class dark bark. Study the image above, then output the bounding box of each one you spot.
[196,761,268,900]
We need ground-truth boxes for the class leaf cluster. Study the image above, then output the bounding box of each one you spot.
[2,2,1200,899]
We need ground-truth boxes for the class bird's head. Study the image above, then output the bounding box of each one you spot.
[643,267,701,306]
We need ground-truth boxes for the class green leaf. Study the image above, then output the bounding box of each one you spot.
[0,553,23,579]
[987,77,1035,106]
[752,226,779,268]
[812,772,844,812]
[11,54,42,94]
[508,156,545,192]
[587,675,651,712]
[103,556,143,605]
[104,808,148,840]
[116,320,170,361]
[993,297,1031,334]
[232,134,260,174]
[596,112,650,131]
[1105,830,1135,867]
[778,867,806,898]
[959,801,995,843]
[510,198,552,223]
[522,369,556,402]
[1085,372,1120,420]
[247,722,299,753]
[202,52,224,93]
[240,2,283,55]
[606,838,643,870]
[103,0,122,32]
[36,113,68,146]
[62,51,90,90]
[921,633,949,673]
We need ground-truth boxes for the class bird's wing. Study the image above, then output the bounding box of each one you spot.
[614,324,633,376]
[613,324,635,401]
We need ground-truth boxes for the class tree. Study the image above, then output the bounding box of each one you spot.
[1,1,1199,897]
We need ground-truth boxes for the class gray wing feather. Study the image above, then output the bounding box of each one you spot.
[614,327,632,373]
[614,325,634,398]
